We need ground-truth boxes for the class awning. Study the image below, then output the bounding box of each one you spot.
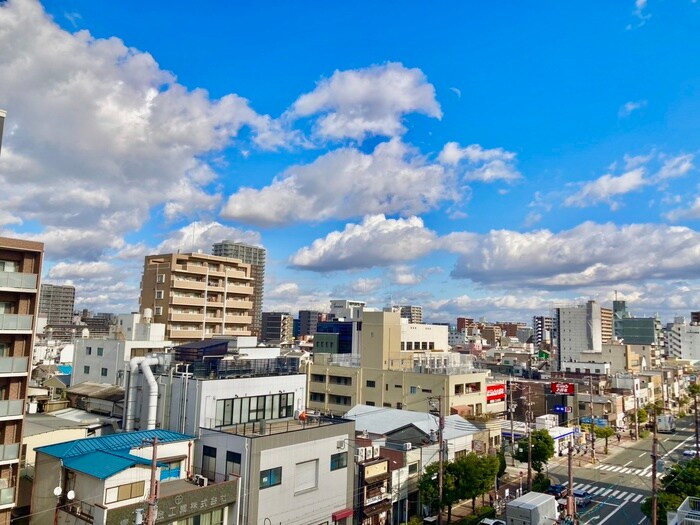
[332,508,354,521]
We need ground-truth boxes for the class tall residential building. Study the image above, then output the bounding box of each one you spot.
[396,305,423,324]
[0,236,43,524]
[0,109,5,154]
[555,300,603,370]
[666,317,700,361]
[457,317,475,332]
[212,240,266,336]
[139,252,255,343]
[601,306,613,344]
[38,283,75,325]
[298,309,322,337]
[612,300,661,345]
[533,316,554,348]
[691,311,700,324]
[260,311,293,344]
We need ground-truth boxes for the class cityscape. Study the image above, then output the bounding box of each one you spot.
[3,2,700,525]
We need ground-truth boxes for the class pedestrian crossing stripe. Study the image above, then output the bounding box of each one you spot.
[568,482,646,504]
[596,464,653,477]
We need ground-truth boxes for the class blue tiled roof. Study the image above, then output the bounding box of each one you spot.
[35,430,191,480]
[57,365,72,375]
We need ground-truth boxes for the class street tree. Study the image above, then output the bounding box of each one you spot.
[513,429,555,473]
[641,458,700,525]
[419,460,458,521]
[688,383,700,454]
[594,426,616,454]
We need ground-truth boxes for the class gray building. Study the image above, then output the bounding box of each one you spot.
[39,283,75,325]
[299,309,322,337]
[261,311,293,345]
[613,300,662,346]
[212,240,266,336]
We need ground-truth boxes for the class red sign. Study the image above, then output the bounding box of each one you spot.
[551,382,575,395]
[486,383,506,403]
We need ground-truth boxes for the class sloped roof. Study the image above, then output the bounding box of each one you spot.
[62,450,153,479]
[66,381,124,402]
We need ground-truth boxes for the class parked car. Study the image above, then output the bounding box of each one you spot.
[478,519,506,525]
[573,490,593,507]
[546,484,569,498]
[683,449,699,458]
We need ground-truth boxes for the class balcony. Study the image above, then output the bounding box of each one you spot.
[0,443,20,464]
[0,486,15,509]
[171,296,204,307]
[172,279,206,291]
[225,315,252,325]
[169,312,204,323]
[0,357,28,376]
[0,272,37,291]
[226,300,254,310]
[226,285,253,295]
[0,314,32,332]
[0,400,23,420]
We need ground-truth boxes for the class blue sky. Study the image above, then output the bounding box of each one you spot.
[1,0,700,323]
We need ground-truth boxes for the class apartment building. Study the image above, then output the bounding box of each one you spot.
[298,309,322,337]
[396,305,423,324]
[38,284,75,325]
[211,240,266,336]
[139,252,256,343]
[0,236,43,525]
[260,311,293,345]
[533,316,554,348]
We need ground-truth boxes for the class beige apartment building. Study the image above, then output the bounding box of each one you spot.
[308,311,493,417]
[139,252,256,343]
[0,236,43,525]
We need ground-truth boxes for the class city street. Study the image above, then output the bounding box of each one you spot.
[547,416,697,524]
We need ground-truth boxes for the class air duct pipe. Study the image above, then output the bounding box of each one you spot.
[124,357,146,432]
[141,355,166,430]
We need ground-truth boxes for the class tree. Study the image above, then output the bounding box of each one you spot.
[594,426,616,454]
[497,449,507,478]
[419,460,459,522]
[630,407,648,425]
[513,429,555,473]
[641,458,700,525]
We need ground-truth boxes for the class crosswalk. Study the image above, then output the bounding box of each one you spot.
[562,481,646,503]
[594,463,653,477]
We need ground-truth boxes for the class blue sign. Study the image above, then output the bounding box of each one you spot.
[554,405,571,413]
[580,416,609,427]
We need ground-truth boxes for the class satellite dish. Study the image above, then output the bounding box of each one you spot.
[53,487,62,497]
[67,490,75,500]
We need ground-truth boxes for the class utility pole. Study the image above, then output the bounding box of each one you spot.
[651,405,658,525]
[693,387,700,457]
[634,384,640,441]
[429,396,445,525]
[589,376,596,465]
[509,379,516,466]
[567,441,576,525]
[145,437,159,525]
[526,385,533,492]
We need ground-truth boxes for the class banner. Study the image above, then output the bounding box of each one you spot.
[551,382,575,395]
[486,383,506,403]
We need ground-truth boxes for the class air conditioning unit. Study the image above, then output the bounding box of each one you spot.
[365,446,374,460]
[193,475,208,487]
[373,445,380,458]
[356,448,365,462]
[402,442,412,451]
[336,440,346,450]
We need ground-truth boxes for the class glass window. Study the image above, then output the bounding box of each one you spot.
[226,451,241,478]
[330,452,347,471]
[83,366,90,374]
[366,380,376,388]
[101,368,108,377]
[85,347,92,355]
[294,460,318,493]
[260,467,282,489]
[202,445,217,481]
[97,347,104,356]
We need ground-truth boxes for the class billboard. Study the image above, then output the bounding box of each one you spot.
[486,383,506,403]
[551,382,575,395]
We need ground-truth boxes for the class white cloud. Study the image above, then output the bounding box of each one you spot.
[564,168,646,209]
[666,196,700,222]
[389,265,423,286]
[0,0,275,261]
[48,261,114,279]
[627,0,651,29]
[618,100,647,117]
[289,214,439,271]
[152,221,262,255]
[652,154,694,182]
[449,222,700,288]
[290,62,442,141]
[222,139,454,226]
[438,142,521,182]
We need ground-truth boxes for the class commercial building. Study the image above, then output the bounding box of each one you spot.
[555,300,603,370]
[260,311,293,345]
[0,235,43,525]
[613,300,662,346]
[139,252,256,343]
[38,284,75,325]
[211,241,266,336]
[666,316,700,362]
[298,309,322,337]
[401,320,449,352]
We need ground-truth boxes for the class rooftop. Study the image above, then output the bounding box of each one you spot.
[219,414,352,437]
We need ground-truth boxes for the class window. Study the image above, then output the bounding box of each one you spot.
[0,261,16,272]
[260,467,282,489]
[202,446,217,481]
[410,386,418,394]
[366,380,376,388]
[154,306,163,315]
[83,366,90,374]
[330,452,347,471]
[215,393,294,426]
[226,451,241,478]
[155,290,164,300]
[366,401,375,406]
[105,481,145,503]
[408,462,418,474]
[295,459,318,493]
[0,343,9,358]
[160,460,182,481]
[101,368,108,377]
[85,347,92,355]
[156,273,165,284]
[97,347,104,356]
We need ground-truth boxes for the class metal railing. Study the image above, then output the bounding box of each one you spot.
[0,487,14,506]
[0,315,32,331]
[0,273,37,290]
[0,400,23,417]
[0,443,20,461]
[0,357,28,374]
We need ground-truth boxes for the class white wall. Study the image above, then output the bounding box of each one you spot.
[401,323,449,351]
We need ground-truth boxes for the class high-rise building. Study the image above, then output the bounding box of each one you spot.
[139,252,255,343]
[691,311,700,325]
[533,316,554,348]
[612,300,661,345]
[299,310,322,337]
[212,241,266,336]
[555,300,603,370]
[0,235,43,523]
[38,284,75,325]
[601,306,613,344]
[456,317,475,333]
[260,311,293,345]
[396,305,423,324]
[0,109,5,155]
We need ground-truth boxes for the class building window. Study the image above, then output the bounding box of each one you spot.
[160,460,182,481]
[105,481,145,503]
[101,368,108,377]
[156,274,165,284]
[215,393,295,426]
[226,451,241,478]
[395,384,402,389]
[260,467,282,489]
[408,462,418,474]
[295,459,318,493]
[366,401,375,406]
[97,347,104,357]
[0,261,16,272]
[202,445,217,481]
[410,386,418,394]
[330,452,347,471]
[310,392,325,402]
[85,347,92,355]
[154,306,163,315]
[155,290,164,300]
[366,380,376,388]
[83,366,90,374]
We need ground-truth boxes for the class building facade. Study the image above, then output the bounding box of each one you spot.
[260,312,293,345]
[38,284,75,325]
[555,300,603,370]
[139,252,255,343]
[0,236,43,525]
[396,305,423,324]
[298,310,322,337]
[211,241,266,337]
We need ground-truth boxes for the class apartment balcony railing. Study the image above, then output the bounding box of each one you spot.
[0,444,20,463]
[0,486,15,507]
[0,357,28,375]
[0,400,24,419]
[0,314,32,331]
[0,272,37,290]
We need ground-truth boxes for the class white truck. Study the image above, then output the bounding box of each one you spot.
[656,414,676,434]
[506,492,559,525]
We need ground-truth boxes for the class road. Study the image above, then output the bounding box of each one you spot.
[547,415,696,524]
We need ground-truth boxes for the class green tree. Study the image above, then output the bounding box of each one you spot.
[419,461,458,522]
[594,426,616,454]
[630,407,648,425]
[513,429,555,473]
[641,458,700,525]
[497,449,507,478]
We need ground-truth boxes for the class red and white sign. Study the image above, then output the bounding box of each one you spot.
[486,383,506,403]
[551,382,575,395]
